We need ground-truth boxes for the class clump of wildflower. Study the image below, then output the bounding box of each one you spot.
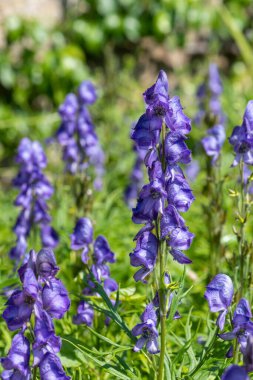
[71,218,118,326]
[130,70,194,361]
[1,248,70,379]
[9,138,58,261]
[229,101,253,167]
[55,81,104,190]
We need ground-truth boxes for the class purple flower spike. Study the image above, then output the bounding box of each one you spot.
[39,353,70,380]
[36,248,59,279]
[73,301,94,326]
[1,333,30,378]
[221,365,249,380]
[42,278,70,319]
[205,274,234,330]
[71,217,93,250]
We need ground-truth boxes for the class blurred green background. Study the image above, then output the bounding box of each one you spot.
[1,1,253,378]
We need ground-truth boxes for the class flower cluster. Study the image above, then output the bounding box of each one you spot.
[196,64,226,164]
[124,144,145,209]
[229,101,253,167]
[9,138,58,261]
[130,70,194,283]
[71,218,118,326]
[55,81,104,189]
[1,248,70,379]
[206,274,253,379]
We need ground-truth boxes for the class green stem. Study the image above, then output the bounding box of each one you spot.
[158,240,167,380]
[238,160,245,299]
[33,367,37,380]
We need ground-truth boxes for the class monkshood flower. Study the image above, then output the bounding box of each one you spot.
[130,71,194,368]
[132,303,160,354]
[0,332,31,379]
[55,80,104,190]
[124,144,145,209]
[202,124,226,164]
[229,101,253,166]
[71,218,118,326]
[9,138,58,261]
[219,298,253,357]
[221,365,249,380]
[1,248,70,379]
[204,274,234,330]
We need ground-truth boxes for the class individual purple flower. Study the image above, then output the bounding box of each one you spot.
[130,232,158,282]
[166,96,191,135]
[9,138,58,261]
[229,128,253,167]
[165,132,191,165]
[36,248,59,279]
[219,298,253,357]
[221,365,249,380]
[70,218,93,251]
[39,353,70,380]
[143,70,169,106]
[132,180,166,224]
[93,235,115,265]
[72,301,94,326]
[42,278,70,319]
[132,303,159,354]
[55,80,104,189]
[2,290,35,331]
[202,124,226,164]
[131,113,161,151]
[242,100,253,138]
[1,333,31,379]
[204,274,234,330]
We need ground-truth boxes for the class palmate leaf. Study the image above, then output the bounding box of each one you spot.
[61,336,138,379]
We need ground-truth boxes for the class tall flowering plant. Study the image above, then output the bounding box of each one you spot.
[70,218,118,327]
[1,248,70,379]
[9,138,58,261]
[229,100,253,300]
[55,81,104,213]
[195,64,227,275]
[130,70,194,379]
